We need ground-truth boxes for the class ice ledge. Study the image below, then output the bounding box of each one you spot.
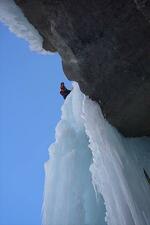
[0,0,48,53]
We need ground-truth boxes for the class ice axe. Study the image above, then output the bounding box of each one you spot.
[143,169,150,185]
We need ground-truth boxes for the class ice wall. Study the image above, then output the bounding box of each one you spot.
[42,84,106,225]
[83,97,150,225]
[0,0,46,53]
[43,83,150,225]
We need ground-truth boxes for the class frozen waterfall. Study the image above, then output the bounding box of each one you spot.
[43,83,150,225]
[42,83,106,225]
[0,1,149,224]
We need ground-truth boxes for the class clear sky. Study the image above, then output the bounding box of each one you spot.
[0,23,71,225]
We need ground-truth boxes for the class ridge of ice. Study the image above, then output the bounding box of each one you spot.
[0,0,47,53]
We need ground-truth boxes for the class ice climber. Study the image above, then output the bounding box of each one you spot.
[60,82,71,99]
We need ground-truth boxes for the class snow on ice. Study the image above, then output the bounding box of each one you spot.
[43,83,150,225]
[0,0,46,53]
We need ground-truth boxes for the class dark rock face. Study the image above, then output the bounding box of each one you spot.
[15,0,150,137]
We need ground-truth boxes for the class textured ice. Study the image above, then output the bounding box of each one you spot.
[43,83,150,225]
[83,97,150,225]
[0,0,46,53]
[42,83,106,225]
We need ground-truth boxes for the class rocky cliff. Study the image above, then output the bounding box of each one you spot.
[15,0,150,137]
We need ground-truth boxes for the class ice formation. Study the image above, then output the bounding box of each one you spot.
[43,83,150,225]
[42,83,106,225]
[1,1,149,224]
[83,96,150,225]
[0,0,46,53]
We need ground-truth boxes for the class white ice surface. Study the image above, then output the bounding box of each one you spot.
[43,83,150,225]
[42,83,106,225]
[0,0,46,53]
[83,96,150,225]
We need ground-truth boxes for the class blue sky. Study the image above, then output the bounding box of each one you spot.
[0,23,71,225]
